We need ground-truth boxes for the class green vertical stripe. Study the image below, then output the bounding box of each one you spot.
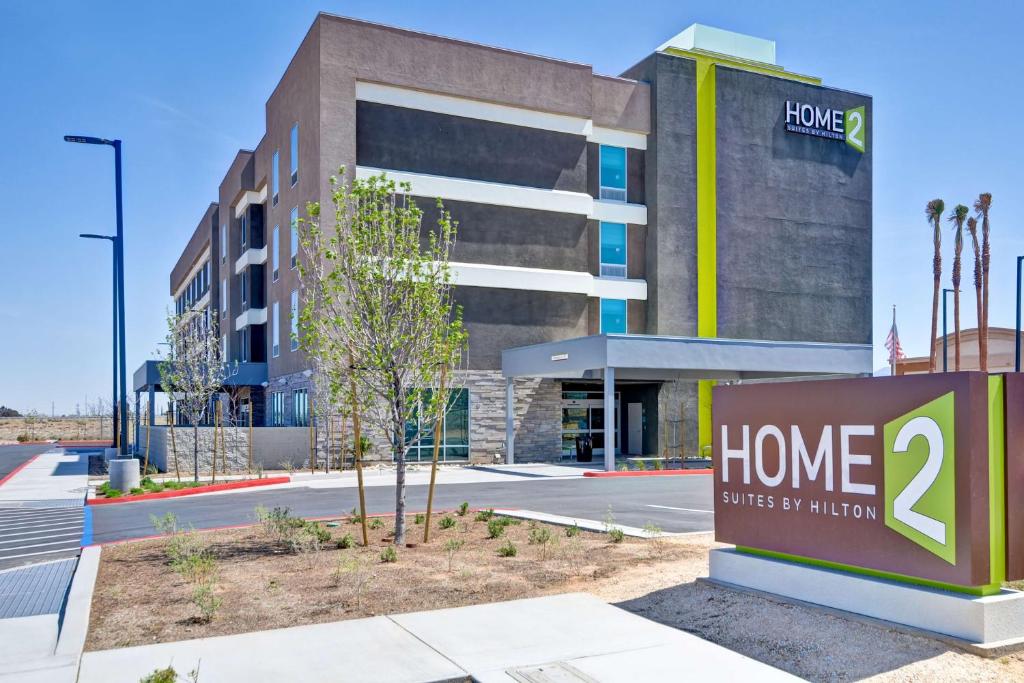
[696,57,717,453]
[989,375,1006,586]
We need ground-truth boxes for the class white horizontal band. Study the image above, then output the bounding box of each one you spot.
[234,246,268,275]
[172,246,211,298]
[356,166,647,225]
[356,81,646,150]
[235,307,267,331]
[450,261,647,300]
[234,185,268,219]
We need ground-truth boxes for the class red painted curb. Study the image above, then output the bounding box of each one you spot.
[88,476,291,505]
[0,454,41,487]
[583,468,714,478]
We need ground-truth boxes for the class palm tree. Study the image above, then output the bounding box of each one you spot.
[925,199,945,373]
[974,193,992,371]
[967,217,984,371]
[948,204,969,371]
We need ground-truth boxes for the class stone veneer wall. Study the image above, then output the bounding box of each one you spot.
[459,370,562,464]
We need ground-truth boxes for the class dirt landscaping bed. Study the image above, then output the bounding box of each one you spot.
[86,509,692,651]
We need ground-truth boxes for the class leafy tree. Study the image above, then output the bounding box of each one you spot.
[925,199,944,373]
[158,310,235,481]
[297,169,466,545]
[948,204,969,371]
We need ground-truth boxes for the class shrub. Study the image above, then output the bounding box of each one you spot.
[635,459,647,471]
[413,513,425,525]
[486,519,506,539]
[617,463,629,472]
[528,524,552,546]
[163,481,185,490]
[130,487,144,495]
[443,539,465,572]
[150,512,178,536]
[474,508,494,522]
[457,502,469,516]
[438,515,457,530]
[104,488,122,498]
[191,581,222,622]
[368,517,384,530]
[333,556,373,607]
[337,533,355,549]
[348,507,363,525]
[380,545,398,563]
[565,523,580,538]
[497,539,518,557]
[608,527,625,543]
[653,459,664,471]
[97,481,110,494]
[139,666,177,683]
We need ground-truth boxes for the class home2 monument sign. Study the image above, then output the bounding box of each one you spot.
[712,373,1024,593]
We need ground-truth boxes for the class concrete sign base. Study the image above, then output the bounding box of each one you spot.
[708,548,1024,652]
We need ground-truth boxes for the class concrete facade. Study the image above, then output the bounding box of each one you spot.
[159,15,872,467]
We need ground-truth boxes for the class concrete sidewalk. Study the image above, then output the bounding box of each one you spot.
[79,593,797,682]
[0,449,88,506]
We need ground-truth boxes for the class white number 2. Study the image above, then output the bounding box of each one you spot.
[891,416,945,544]
[847,111,864,149]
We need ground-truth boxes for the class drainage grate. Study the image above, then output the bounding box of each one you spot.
[506,662,599,683]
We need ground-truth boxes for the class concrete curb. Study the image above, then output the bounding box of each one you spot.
[0,454,41,488]
[583,468,714,478]
[55,546,101,661]
[87,476,291,506]
[493,508,706,539]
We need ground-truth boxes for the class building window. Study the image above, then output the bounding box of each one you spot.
[600,298,627,334]
[238,329,250,363]
[290,289,299,351]
[290,207,299,269]
[220,224,227,262]
[271,301,280,358]
[272,149,280,206]
[290,124,299,186]
[293,388,309,427]
[269,391,286,426]
[599,145,627,202]
[404,389,470,462]
[221,334,226,361]
[220,278,227,316]
[240,271,248,308]
[240,214,248,250]
[599,222,627,278]
[272,225,280,281]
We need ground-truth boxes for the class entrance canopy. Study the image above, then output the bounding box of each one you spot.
[501,334,872,470]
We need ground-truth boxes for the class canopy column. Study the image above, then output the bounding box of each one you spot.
[505,377,515,464]
[604,366,615,472]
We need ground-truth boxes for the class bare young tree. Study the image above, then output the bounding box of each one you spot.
[158,310,235,481]
[297,169,466,546]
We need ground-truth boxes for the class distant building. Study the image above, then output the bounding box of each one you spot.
[895,327,1023,375]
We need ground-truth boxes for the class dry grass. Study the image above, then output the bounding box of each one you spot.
[86,514,690,651]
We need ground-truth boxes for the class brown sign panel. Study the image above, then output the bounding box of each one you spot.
[1007,373,1024,581]
[713,373,992,587]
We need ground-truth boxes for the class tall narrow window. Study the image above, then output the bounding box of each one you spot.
[238,330,249,363]
[290,207,298,269]
[293,389,309,427]
[220,224,227,263]
[600,298,627,334]
[272,149,280,206]
[290,124,299,186]
[271,301,280,358]
[290,289,299,351]
[599,222,627,278]
[220,278,227,315]
[240,271,248,307]
[221,334,226,361]
[272,225,280,281]
[599,145,627,202]
[240,214,248,250]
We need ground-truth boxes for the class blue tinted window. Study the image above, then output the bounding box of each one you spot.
[600,222,626,275]
[599,145,626,199]
[600,299,627,334]
[290,124,299,184]
[272,150,280,204]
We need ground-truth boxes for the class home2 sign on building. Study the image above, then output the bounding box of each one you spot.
[784,100,866,152]
[713,373,1021,592]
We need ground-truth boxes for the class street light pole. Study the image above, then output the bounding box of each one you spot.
[80,234,117,445]
[1016,256,1023,373]
[65,135,129,455]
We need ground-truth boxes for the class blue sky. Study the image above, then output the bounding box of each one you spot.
[1,0,1021,414]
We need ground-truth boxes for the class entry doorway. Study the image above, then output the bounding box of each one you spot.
[627,403,643,455]
[561,390,619,459]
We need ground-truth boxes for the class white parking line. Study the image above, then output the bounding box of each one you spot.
[0,519,83,532]
[0,526,82,538]
[645,504,714,514]
[0,547,81,562]
[0,532,82,546]
[0,538,81,552]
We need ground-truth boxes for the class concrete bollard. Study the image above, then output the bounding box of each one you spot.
[108,457,140,493]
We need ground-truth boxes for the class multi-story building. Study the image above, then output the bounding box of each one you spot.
[157,15,872,466]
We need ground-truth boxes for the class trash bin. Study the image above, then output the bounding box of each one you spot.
[575,434,593,462]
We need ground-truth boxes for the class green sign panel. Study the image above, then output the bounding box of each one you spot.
[844,106,866,153]
[883,392,956,565]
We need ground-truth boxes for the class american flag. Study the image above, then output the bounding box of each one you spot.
[885,308,905,365]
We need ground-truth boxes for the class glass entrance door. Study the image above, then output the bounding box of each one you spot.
[561,391,619,458]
